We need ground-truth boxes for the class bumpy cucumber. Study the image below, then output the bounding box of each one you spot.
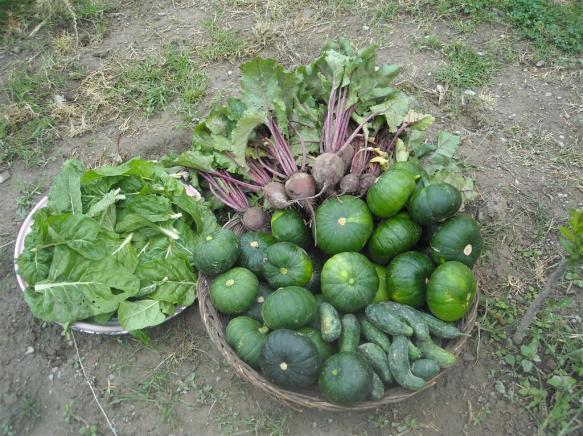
[320,302,342,342]
[416,339,457,368]
[408,340,422,361]
[358,315,391,353]
[339,314,361,352]
[365,304,414,337]
[358,343,393,384]
[369,372,384,400]
[379,302,431,341]
[411,359,440,380]
[417,311,463,339]
[388,336,426,391]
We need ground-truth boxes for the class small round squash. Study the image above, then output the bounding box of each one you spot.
[238,231,276,276]
[367,214,422,264]
[430,214,483,267]
[210,267,259,314]
[263,242,313,288]
[261,286,316,330]
[426,261,477,321]
[271,209,312,248]
[225,316,269,368]
[192,227,240,275]
[366,168,416,218]
[319,351,373,405]
[386,251,435,308]
[408,183,462,225]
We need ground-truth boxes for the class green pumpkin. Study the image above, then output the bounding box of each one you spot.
[225,316,269,368]
[391,161,427,181]
[297,327,334,361]
[321,252,378,313]
[261,286,316,329]
[408,183,462,225]
[315,195,374,255]
[366,168,416,218]
[319,351,373,405]
[238,231,276,276]
[430,215,483,267]
[192,228,240,275]
[367,214,422,264]
[386,251,435,308]
[210,267,258,314]
[371,264,389,303]
[263,242,313,288]
[426,261,476,321]
[260,329,321,389]
[244,283,274,321]
[271,209,312,248]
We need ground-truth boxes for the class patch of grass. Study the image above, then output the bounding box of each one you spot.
[197,19,252,62]
[373,0,398,21]
[63,402,100,435]
[436,42,497,89]
[1,392,40,435]
[16,181,41,217]
[111,47,207,117]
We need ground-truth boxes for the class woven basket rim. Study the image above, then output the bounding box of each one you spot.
[198,221,479,411]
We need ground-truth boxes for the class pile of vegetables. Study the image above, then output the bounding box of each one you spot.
[17,158,216,332]
[202,172,482,404]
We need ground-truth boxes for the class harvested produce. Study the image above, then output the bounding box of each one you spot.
[260,329,321,389]
[365,304,414,337]
[388,336,426,391]
[339,314,361,352]
[408,183,462,224]
[297,327,334,361]
[319,352,373,405]
[369,372,384,400]
[358,342,393,384]
[427,261,477,321]
[320,302,342,342]
[368,214,422,264]
[238,231,276,276]
[321,252,378,312]
[18,159,214,332]
[305,255,323,294]
[244,283,274,321]
[261,286,316,329]
[271,209,312,249]
[416,339,457,368]
[430,215,483,267]
[263,242,313,288]
[411,358,440,380]
[193,227,240,276]
[371,264,389,303]
[226,316,269,368]
[367,168,416,218]
[386,251,434,308]
[315,195,373,255]
[210,267,259,314]
[359,315,391,353]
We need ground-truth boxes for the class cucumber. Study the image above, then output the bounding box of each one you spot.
[358,343,392,384]
[388,336,426,391]
[379,302,431,341]
[339,314,360,352]
[417,311,463,339]
[416,339,457,368]
[408,340,422,361]
[365,304,414,337]
[320,302,342,342]
[358,315,391,353]
[309,294,326,329]
[369,372,384,401]
[411,359,440,380]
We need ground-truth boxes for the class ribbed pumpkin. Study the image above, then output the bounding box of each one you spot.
[367,214,422,264]
[430,215,483,267]
[366,168,416,218]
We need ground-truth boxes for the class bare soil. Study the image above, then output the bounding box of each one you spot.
[1,1,581,435]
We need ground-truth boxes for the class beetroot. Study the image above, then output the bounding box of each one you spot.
[338,144,355,172]
[241,206,269,230]
[264,181,290,209]
[285,172,316,200]
[340,173,360,194]
[358,172,377,196]
[312,152,345,189]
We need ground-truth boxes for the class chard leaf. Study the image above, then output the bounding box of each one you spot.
[86,188,125,218]
[47,160,84,215]
[404,111,435,131]
[17,226,52,285]
[172,193,218,235]
[136,255,197,306]
[46,214,106,260]
[117,300,166,331]
[125,195,174,223]
[430,169,478,203]
[371,92,411,132]
[408,130,436,158]
[425,131,462,166]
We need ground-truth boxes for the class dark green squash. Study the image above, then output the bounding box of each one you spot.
[261,286,316,329]
[210,267,259,314]
[371,264,389,303]
[367,214,422,264]
[386,251,434,308]
[244,283,274,321]
[321,252,378,313]
[260,329,321,389]
[318,351,373,405]
[366,168,416,218]
[430,214,483,267]
[263,242,313,288]
[408,183,462,225]
[315,195,373,255]
[426,261,477,321]
[297,327,334,361]
[271,209,311,248]
[225,316,269,368]
[391,161,427,181]
[238,231,276,276]
[192,228,240,275]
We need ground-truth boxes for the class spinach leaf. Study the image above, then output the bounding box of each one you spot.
[47,160,84,215]
[117,300,166,331]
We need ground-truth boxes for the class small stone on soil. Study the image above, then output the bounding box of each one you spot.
[462,352,475,362]
[25,346,34,355]
[0,170,10,184]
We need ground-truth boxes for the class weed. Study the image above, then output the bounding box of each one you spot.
[373,0,398,21]
[436,42,497,89]
[16,181,41,217]
[63,402,100,435]
[197,19,251,62]
[415,34,443,52]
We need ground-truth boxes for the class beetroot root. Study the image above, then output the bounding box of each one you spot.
[285,172,316,200]
[263,181,290,209]
[242,206,269,230]
[340,173,360,194]
[312,152,345,190]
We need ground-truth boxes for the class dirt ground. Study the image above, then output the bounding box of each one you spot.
[1,1,581,435]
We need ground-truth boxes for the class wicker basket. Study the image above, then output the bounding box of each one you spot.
[197,222,479,411]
